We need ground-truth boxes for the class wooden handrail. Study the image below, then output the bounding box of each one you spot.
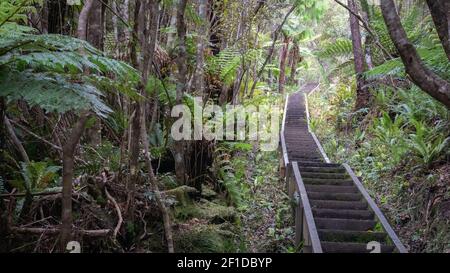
[292,162,323,253]
[280,95,290,167]
[343,163,408,253]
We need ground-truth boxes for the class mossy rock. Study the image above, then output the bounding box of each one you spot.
[165,185,198,206]
[198,200,237,224]
[174,224,239,253]
[174,199,237,224]
[201,185,217,200]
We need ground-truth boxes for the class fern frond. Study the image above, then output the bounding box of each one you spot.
[317,38,353,59]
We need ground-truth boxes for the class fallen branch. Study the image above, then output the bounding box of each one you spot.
[4,116,30,163]
[11,226,110,237]
[105,188,123,239]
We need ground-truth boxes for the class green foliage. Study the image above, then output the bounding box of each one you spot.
[0,23,139,117]
[0,0,42,27]
[207,47,263,86]
[407,119,450,166]
[365,48,450,81]
[10,161,61,193]
[80,142,121,175]
[317,38,353,59]
[0,70,112,116]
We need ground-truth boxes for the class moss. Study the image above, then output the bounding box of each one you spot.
[174,224,239,253]
[165,185,198,206]
[201,185,217,200]
[174,199,237,224]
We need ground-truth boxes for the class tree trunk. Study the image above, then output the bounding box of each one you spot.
[77,0,94,40]
[289,42,300,85]
[425,0,450,61]
[86,0,104,147]
[194,0,208,96]
[348,0,369,110]
[174,0,189,184]
[60,112,90,252]
[278,34,289,94]
[381,0,450,109]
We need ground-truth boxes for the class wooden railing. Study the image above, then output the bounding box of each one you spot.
[343,164,408,253]
[280,95,323,253]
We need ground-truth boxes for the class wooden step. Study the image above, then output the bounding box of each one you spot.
[305,185,358,193]
[312,208,374,220]
[321,242,395,253]
[318,229,388,244]
[315,218,376,231]
[299,166,346,173]
[301,172,349,179]
[311,200,368,210]
[308,192,362,202]
[303,178,354,186]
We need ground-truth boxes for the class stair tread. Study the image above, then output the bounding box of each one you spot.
[321,241,395,253]
[313,208,374,220]
[318,229,388,243]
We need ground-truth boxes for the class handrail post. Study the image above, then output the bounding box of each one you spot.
[294,191,304,251]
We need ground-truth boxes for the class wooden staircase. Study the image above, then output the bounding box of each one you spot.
[281,91,407,253]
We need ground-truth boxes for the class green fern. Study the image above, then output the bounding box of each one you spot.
[317,38,353,59]
[9,161,61,193]
[0,69,112,116]
[0,0,43,27]
[365,47,450,81]
[0,22,140,116]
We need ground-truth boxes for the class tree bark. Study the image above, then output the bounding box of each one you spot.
[278,34,289,94]
[60,112,90,252]
[426,0,450,61]
[77,0,95,40]
[381,0,450,109]
[174,0,188,184]
[4,116,29,163]
[193,0,208,96]
[86,0,104,147]
[348,0,369,110]
[126,102,140,222]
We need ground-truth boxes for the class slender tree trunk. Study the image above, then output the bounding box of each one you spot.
[194,0,208,96]
[77,0,94,40]
[425,0,450,61]
[174,0,188,184]
[348,0,369,110]
[60,112,90,252]
[381,0,450,109]
[86,0,103,147]
[278,34,289,94]
[126,102,140,221]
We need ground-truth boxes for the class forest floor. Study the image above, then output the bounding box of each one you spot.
[240,151,295,253]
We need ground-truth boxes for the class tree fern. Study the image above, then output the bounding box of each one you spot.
[0,0,43,27]
[365,47,450,81]
[317,38,353,59]
[0,22,140,116]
